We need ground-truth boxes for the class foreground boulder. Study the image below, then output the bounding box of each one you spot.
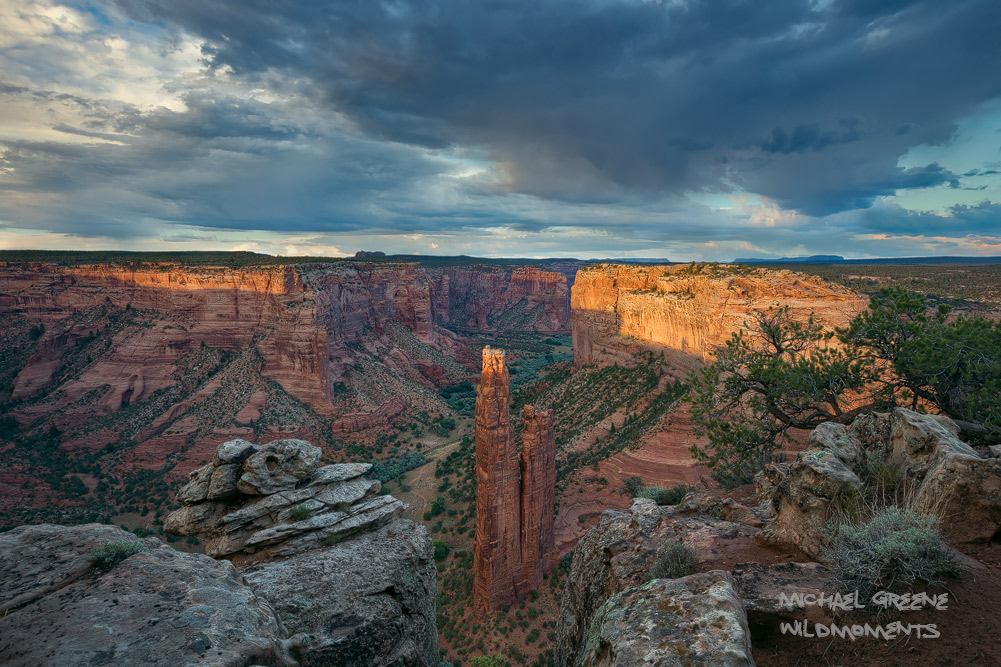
[888,408,980,480]
[762,423,862,558]
[911,442,1001,543]
[0,524,292,666]
[760,408,1001,550]
[556,498,760,666]
[245,520,438,666]
[167,439,405,564]
[1,439,439,667]
[578,571,754,667]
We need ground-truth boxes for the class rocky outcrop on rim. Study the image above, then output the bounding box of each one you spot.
[0,524,295,667]
[759,408,1001,553]
[0,438,441,666]
[165,438,406,565]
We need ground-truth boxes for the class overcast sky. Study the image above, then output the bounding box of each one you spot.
[1,0,999,260]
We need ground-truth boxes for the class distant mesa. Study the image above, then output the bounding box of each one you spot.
[354,250,386,258]
[733,255,845,264]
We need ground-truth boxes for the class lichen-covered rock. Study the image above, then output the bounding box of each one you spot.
[912,450,1001,543]
[888,408,979,480]
[755,408,1001,549]
[0,524,292,667]
[244,520,439,667]
[762,443,861,558]
[753,463,789,507]
[556,499,757,666]
[207,463,243,499]
[177,464,214,503]
[238,439,323,495]
[708,498,765,528]
[809,422,862,464]
[212,438,259,466]
[577,571,754,667]
[167,440,402,562]
[849,411,891,452]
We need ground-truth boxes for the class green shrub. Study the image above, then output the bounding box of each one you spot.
[635,483,690,506]
[648,539,698,580]
[824,506,958,597]
[90,540,149,570]
[858,449,898,494]
[289,504,315,521]
[621,476,644,496]
[433,540,450,561]
[323,533,341,547]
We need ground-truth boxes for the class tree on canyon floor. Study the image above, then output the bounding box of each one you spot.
[687,287,1001,486]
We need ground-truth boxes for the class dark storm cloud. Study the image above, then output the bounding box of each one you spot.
[109,0,1001,215]
[854,200,1001,237]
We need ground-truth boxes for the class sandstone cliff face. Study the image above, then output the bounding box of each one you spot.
[571,263,867,366]
[4,263,330,413]
[521,405,556,589]
[428,265,572,334]
[473,347,527,614]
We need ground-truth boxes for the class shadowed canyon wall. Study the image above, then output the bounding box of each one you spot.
[571,263,868,367]
[428,265,573,334]
[473,347,556,615]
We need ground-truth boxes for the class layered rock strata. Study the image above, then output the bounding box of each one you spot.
[164,437,439,665]
[473,347,556,615]
[571,263,867,366]
[166,438,406,564]
[428,265,573,334]
[4,264,331,412]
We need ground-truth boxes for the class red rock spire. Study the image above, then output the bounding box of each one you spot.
[473,346,557,616]
[520,405,556,589]
[473,346,527,615]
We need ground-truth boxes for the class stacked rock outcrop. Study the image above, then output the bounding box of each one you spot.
[756,408,1001,552]
[163,437,439,666]
[474,347,557,615]
[166,438,405,564]
[760,407,1001,554]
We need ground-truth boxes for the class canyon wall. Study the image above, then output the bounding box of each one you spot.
[571,263,867,367]
[428,264,573,334]
[473,347,556,615]
[3,264,331,414]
